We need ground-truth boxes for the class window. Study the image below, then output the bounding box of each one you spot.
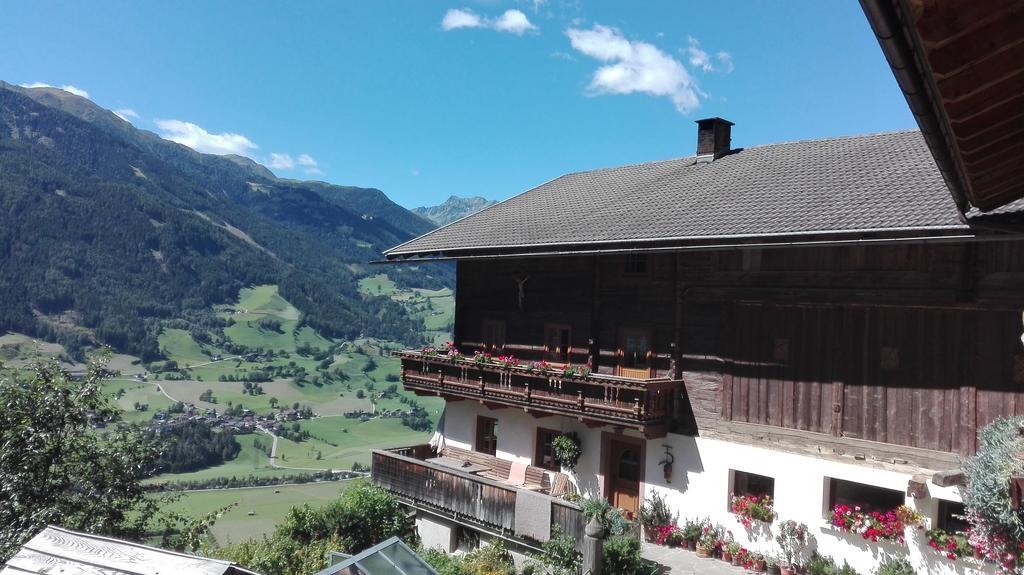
[456,526,480,552]
[544,324,572,363]
[731,470,775,499]
[535,428,560,471]
[625,254,648,275]
[476,416,498,456]
[482,320,506,351]
[826,478,904,514]
[937,500,968,533]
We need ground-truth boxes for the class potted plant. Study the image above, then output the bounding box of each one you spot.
[667,528,686,548]
[638,491,677,543]
[551,433,581,471]
[682,520,701,551]
[724,541,740,563]
[775,519,808,575]
[696,521,722,558]
[749,552,767,573]
[733,548,748,567]
[766,555,781,575]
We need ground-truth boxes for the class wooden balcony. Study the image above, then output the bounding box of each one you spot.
[371,447,584,549]
[395,350,678,437]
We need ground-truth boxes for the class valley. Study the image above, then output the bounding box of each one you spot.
[0,277,453,544]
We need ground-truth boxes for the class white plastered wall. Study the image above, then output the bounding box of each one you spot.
[441,401,994,575]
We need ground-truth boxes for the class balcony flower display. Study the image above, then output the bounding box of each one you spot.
[730,493,775,527]
[496,355,517,368]
[472,351,493,365]
[526,360,551,373]
[421,346,439,357]
[562,364,591,377]
[827,504,923,544]
[926,528,973,560]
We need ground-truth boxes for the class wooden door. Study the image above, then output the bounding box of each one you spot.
[618,328,651,378]
[608,439,642,518]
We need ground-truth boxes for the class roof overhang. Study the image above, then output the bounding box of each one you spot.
[860,0,1024,212]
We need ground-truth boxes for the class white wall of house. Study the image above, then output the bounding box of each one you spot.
[441,401,994,575]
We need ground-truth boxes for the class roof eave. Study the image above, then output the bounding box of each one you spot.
[859,0,970,214]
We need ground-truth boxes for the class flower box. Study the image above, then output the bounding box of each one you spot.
[730,493,775,527]
[827,504,922,544]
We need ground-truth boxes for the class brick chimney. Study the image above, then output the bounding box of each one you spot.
[695,117,734,162]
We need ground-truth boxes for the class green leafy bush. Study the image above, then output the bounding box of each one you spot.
[638,490,677,528]
[961,416,1024,565]
[805,552,860,575]
[603,534,656,575]
[551,434,582,470]
[580,497,631,536]
[875,558,916,575]
[529,526,581,575]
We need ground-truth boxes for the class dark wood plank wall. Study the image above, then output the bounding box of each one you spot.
[455,240,1024,456]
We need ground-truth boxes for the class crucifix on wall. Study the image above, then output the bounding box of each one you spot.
[514,274,530,310]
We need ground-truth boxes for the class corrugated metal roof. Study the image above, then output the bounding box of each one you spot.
[385,130,972,259]
[1,526,259,575]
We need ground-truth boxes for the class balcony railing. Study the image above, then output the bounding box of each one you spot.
[371,447,584,549]
[395,350,678,437]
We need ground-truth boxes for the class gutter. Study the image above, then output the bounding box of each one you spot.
[371,231,1024,264]
[859,0,970,213]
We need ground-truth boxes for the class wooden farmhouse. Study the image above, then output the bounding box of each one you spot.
[371,4,1024,571]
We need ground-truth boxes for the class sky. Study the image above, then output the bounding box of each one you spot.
[0,1,916,209]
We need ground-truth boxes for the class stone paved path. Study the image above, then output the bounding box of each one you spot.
[641,543,756,575]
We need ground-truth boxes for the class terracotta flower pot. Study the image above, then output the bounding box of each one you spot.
[687,540,696,551]
[754,560,767,573]
[768,565,782,575]
[781,566,797,575]
[732,556,743,567]
[721,551,732,563]
[696,545,712,558]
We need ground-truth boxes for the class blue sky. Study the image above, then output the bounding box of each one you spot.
[1,1,915,209]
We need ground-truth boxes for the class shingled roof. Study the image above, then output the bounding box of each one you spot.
[385,130,975,260]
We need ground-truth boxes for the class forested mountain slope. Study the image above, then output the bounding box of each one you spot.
[0,82,447,360]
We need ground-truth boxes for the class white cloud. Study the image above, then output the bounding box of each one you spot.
[684,37,733,74]
[442,8,484,31]
[20,82,90,99]
[567,24,701,114]
[716,51,735,73]
[442,7,536,35]
[686,36,713,72]
[113,108,139,122]
[493,10,537,35]
[268,153,295,169]
[267,152,322,174]
[155,119,259,156]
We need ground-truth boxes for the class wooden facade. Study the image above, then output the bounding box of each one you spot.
[425,239,1024,467]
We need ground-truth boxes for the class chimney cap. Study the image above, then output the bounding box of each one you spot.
[695,117,735,126]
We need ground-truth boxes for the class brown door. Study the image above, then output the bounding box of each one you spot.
[608,439,642,518]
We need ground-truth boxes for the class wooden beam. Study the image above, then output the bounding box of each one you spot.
[932,468,966,487]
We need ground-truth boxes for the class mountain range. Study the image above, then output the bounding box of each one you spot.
[0,81,452,360]
[413,195,497,226]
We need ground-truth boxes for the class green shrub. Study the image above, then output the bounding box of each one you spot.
[580,497,631,536]
[638,490,677,528]
[805,552,860,575]
[875,558,916,575]
[529,526,581,575]
[603,534,656,575]
[421,547,469,575]
[962,416,1024,561]
[463,540,515,575]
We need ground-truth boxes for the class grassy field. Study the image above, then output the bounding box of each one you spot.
[147,434,293,483]
[159,480,353,545]
[103,379,177,424]
[275,416,438,470]
[358,274,454,346]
